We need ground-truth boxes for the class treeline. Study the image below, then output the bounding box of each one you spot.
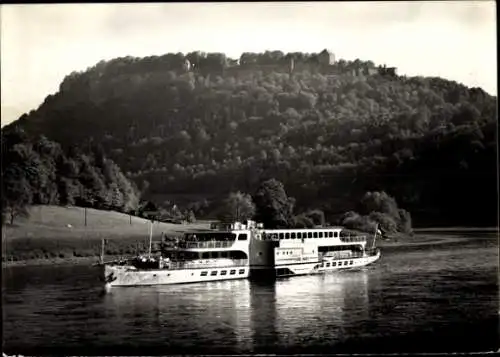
[5,50,497,227]
[218,178,412,235]
[1,128,140,225]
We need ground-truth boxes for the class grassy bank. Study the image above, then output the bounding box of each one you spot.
[2,205,210,263]
[3,206,496,266]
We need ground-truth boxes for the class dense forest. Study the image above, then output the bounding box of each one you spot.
[3,50,497,227]
[1,129,140,225]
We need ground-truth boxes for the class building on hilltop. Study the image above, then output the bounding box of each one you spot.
[378,64,397,76]
[318,49,336,66]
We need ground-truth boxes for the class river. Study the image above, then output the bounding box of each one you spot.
[2,232,498,354]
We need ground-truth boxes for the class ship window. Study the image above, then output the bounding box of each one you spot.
[308,232,312,238]
[313,232,318,238]
[319,232,323,238]
[279,233,284,239]
[329,232,333,237]
[334,232,338,238]
[202,252,209,259]
[332,262,336,266]
[326,263,330,267]
[285,233,290,239]
[350,261,353,265]
[297,232,302,238]
[238,234,248,241]
[230,270,236,275]
[221,251,228,258]
[210,252,218,258]
[344,261,348,266]
[239,269,245,274]
[211,271,217,276]
[201,271,208,276]
[221,270,227,275]
[291,232,296,238]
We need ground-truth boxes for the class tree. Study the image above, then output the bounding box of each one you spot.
[305,209,325,226]
[358,191,400,218]
[185,210,196,223]
[291,214,314,228]
[2,173,32,225]
[253,179,294,228]
[218,191,255,222]
[342,191,413,234]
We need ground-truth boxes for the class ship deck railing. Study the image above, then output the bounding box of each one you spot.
[322,252,364,260]
[339,236,367,243]
[170,241,235,249]
[164,258,249,270]
[259,235,367,242]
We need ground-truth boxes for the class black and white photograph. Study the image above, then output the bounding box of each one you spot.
[1,1,498,355]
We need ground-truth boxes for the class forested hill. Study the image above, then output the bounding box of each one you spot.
[3,51,497,227]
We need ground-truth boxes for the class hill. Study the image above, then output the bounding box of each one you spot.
[2,205,210,262]
[2,50,497,227]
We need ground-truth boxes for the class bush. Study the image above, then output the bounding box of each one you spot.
[292,214,315,228]
[368,211,398,233]
[305,209,325,226]
[343,191,413,235]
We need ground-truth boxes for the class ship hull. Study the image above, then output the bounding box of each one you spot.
[103,265,250,287]
[316,250,381,273]
[271,250,381,278]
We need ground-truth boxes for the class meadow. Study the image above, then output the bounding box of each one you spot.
[2,205,210,263]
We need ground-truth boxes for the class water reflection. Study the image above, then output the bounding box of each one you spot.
[101,271,370,352]
[102,279,253,351]
[271,270,370,347]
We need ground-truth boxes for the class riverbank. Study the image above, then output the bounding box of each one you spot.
[2,256,99,267]
[5,231,495,268]
[2,205,212,264]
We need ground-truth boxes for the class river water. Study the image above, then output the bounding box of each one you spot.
[2,233,498,355]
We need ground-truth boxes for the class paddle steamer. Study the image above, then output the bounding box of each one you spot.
[100,220,380,287]
[249,224,380,279]
[101,221,252,287]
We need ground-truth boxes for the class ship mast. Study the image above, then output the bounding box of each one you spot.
[148,219,153,258]
[371,223,379,249]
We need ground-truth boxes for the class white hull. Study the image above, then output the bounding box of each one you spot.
[275,261,320,276]
[274,251,381,278]
[316,251,381,273]
[104,265,249,287]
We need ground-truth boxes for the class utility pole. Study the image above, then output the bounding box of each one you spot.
[100,238,105,264]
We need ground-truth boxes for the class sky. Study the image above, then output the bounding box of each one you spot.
[1,1,497,127]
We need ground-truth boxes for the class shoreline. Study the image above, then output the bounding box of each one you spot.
[4,231,494,268]
[3,256,106,268]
